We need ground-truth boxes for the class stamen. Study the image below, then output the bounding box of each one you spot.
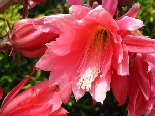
[77,67,99,91]
[77,27,109,91]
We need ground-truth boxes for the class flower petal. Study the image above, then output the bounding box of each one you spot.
[123,35,155,53]
[127,76,140,116]
[133,54,150,100]
[1,77,30,109]
[111,70,128,106]
[90,69,111,103]
[69,5,91,20]
[118,3,140,19]
[102,0,118,15]
[117,16,143,37]
[1,87,34,115]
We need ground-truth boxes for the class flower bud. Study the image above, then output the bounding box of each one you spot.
[11,18,58,58]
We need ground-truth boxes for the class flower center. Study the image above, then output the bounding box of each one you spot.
[77,27,109,91]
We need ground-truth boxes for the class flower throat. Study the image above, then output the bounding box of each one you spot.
[77,27,109,91]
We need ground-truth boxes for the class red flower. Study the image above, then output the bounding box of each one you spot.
[0,77,68,116]
[127,53,155,116]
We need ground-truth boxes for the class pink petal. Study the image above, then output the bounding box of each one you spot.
[32,80,49,95]
[44,14,75,34]
[1,87,34,115]
[35,50,60,71]
[127,78,139,116]
[59,80,72,103]
[133,54,150,100]
[66,0,85,7]
[69,5,91,20]
[49,107,68,116]
[1,77,30,109]
[13,19,34,29]
[133,91,147,116]
[123,35,155,53]
[111,34,129,75]
[118,3,140,19]
[33,17,61,34]
[111,34,123,63]
[9,104,52,116]
[28,1,37,9]
[111,70,128,106]
[72,78,86,101]
[90,69,111,103]
[116,45,129,75]
[117,16,143,37]
[83,6,118,32]
[102,0,118,15]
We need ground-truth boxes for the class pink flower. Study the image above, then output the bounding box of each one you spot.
[0,77,68,116]
[127,53,155,116]
[35,2,155,104]
[11,18,58,58]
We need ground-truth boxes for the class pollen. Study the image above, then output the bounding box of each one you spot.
[76,27,110,91]
[77,67,99,91]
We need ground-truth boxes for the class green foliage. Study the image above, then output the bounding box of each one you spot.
[0,4,23,36]
[134,0,155,38]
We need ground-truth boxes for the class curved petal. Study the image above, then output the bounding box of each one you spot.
[127,73,140,116]
[1,87,34,115]
[133,54,150,100]
[72,78,86,101]
[123,35,155,53]
[59,82,72,104]
[117,16,143,37]
[1,77,30,109]
[13,19,34,30]
[118,3,140,19]
[49,107,68,116]
[28,1,37,9]
[111,70,128,106]
[102,0,118,15]
[81,6,118,32]
[111,34,129,75]
[90,69,111,103]
[69,5,91,20]
[117,45,129,75]
[35,50,60,71]
[33,17,62,34]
